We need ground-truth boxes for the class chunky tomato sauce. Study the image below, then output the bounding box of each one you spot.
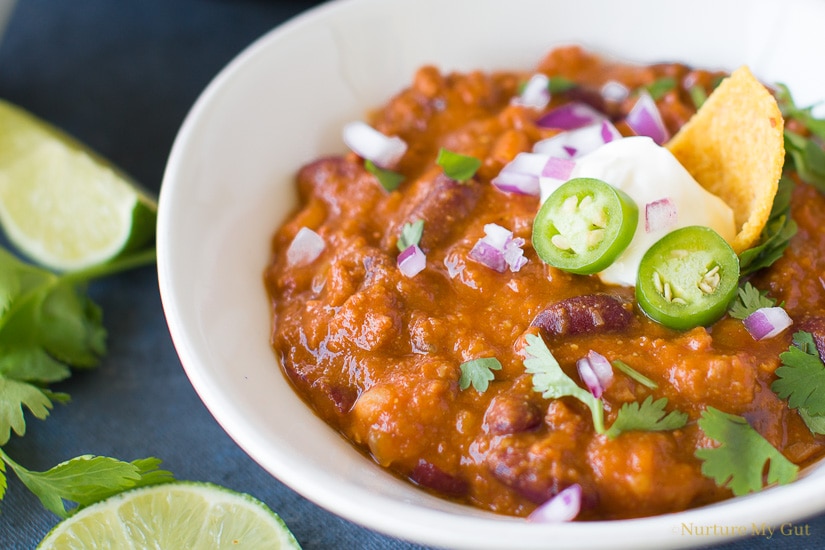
[264,47,825,520]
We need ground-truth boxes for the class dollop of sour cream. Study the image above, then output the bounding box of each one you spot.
[539,136,736,286]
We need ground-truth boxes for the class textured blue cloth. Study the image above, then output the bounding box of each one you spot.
[0,1,824,549]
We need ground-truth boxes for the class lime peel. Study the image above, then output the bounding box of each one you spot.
[0,99,157,272]
[37,481,302,549]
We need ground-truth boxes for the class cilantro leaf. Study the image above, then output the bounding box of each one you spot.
[522,333,604,433]
[547,76,576,94]
[772,331,825,415]
[611,359,658,389]
[798,408,825,436]
[784,130,825,194]
[775,83,825,140]
[728,282,777,320]
[0,449,174,518]
[365,159,405,191]
[688,85,708,110]
[0,377,57,445]
[738,177,798,276]
[397,219,424,252]
[644,77,676,101]
[695,407,798,496]
[436,148,481,183]
[459,357,502,393]
[605,396,687,439]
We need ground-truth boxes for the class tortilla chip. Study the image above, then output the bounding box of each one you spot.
[666,66,784,253]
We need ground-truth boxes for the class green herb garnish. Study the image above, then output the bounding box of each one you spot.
[738,176,798,276]
[0,450,172,518]
[605,396,687,439]
[436,148,481,183]
[772,331,825,416]
[459,357,502,393]
[695,407,798,496]
[397,219,424,252]
[776,83,825,139]
[611,360,658,389]
[688,85,708,110]
[365,159,405,191]
[784,130,825,194]
[0,245,173,516]
[728,282,777,320]
[645,77,676,101]
[523,334,604,434]
[547,76,577,94]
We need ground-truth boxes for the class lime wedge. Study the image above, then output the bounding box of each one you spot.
[37,481,302,549]
[0,99,156,272]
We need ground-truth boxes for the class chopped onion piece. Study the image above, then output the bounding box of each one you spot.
[601,80,629,103]
[491,152,549,195]
[532,120,622,159]
[469,223,527,273]
[342,121,407,168]
[537,102,604,130]
[744,307,793,341]
[542,157,576,180]
[576,351,613,398]
[645,197,678,233]
[287,227,325,267]
[469,241,506,273]
[528,484,582,523]
[513,73,550,110]
[625,92,669,145]
[398,244,426,277]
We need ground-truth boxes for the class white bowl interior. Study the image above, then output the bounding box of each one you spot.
[157,0,825,548]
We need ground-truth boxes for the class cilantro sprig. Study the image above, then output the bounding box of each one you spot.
[459,357,502,393]
[605,396,687,439]
[436,148,481,183]
[776,83,825,194]
[365,159,405,192]
[728,282,777,320]
[0,449,172,518]
[695,407,798,496]
[772,331,825,419]
[738,176,798,276]
[522,334,604,434]
[397,219,424,252]
[0,245,172,517]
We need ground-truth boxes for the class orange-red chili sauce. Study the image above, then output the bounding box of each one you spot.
[264,46,825,520]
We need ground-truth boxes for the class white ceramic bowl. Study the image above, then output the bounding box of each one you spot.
[157,0,825,548]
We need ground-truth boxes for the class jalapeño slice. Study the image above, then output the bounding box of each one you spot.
[636,225,739,330]
[533,177,638,274]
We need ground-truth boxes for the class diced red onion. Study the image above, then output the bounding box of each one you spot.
[541,157,576,180]
[491,152,549,196]
[527,484,582,523]
[398,244,426,277]
[645,197,678,233]
[576,350,613,398]
[287,227,325,267]
[468,241,507,273]
[625,92,669,145]
[342,121,407,168]
[600,80,629,103]
[512,73,550,110]
[744,307,793,341]
[532,120,622,159]
[469,223,527,273]
[537,102,604,130]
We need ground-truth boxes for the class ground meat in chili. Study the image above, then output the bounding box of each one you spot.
[264,46,825,520]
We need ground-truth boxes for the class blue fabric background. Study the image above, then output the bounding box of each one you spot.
[0,1,823,548]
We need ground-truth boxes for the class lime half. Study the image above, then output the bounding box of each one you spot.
[0,99,156,272]
[37,481,302,549]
